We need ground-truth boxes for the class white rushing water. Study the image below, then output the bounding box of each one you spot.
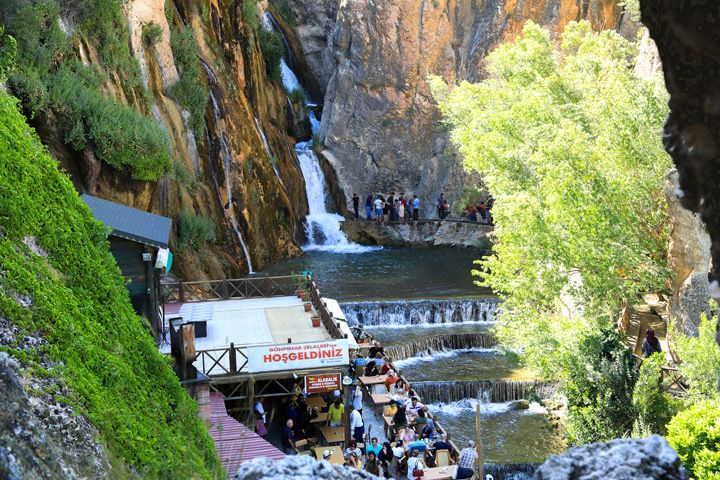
[392,348,500,369]
[341,298,500,326]
[427,399,547,417]
[261,11,378,253]
[220,135,254,273]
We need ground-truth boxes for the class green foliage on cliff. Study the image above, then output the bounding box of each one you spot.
[269,0,297,28]
[672,310,720,400]
[169,26,208,134]
[0,89,221,478]
[1,0,172,180]
[564,330,638,444]
[259,28,284,84]
[667,401,720,479]
[178,211,217,250]
[431,21,672,379]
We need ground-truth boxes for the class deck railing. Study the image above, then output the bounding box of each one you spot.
[161,275,297,303]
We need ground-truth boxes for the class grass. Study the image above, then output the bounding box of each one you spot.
[178,211,217,249]
[169,26,208,134]
[0,88,222,478]
[142,22,163,46]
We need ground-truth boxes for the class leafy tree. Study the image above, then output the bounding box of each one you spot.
[667,400,720,479]
[431,21,672,378]
[673,308,720,400]
[632,352,678,436]
[259,28,284,84]
[564,330,638,445]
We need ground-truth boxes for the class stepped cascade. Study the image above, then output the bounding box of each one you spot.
[342,298,500,326]
[383,333,496,361]
[412,380,556,404]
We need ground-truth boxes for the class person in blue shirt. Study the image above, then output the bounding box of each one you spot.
[432,433,453,452]
[406,439,428,453]
[366,437,382,457]
[413,195,420,220]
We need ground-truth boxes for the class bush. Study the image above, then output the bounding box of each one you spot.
[632,353,678,436]
[169,26,207,133]
[673,309,720,400]
[564,329,638,445]
[289,88,304,103]
[178,211,217,249]
[259,28,284,84]
[667,401,720,479]
[48,65,172,180]
[142,22,163,46]
[0,89,221,478]
[270,0,297,27]
[242,0,258,30]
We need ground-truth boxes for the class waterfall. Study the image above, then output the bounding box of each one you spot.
[201,61,254,273]
[384,333,496,361]
[261,12,376,253]
[254,116,283,186]
[341,298,500,326]
[412,380,555,404]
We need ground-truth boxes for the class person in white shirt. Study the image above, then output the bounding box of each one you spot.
[406,397,425,416]
[352,383,363,415]
[374,197,384,222]
[254,397,266,423]
[406,448,424,480]
[349,407,364,443]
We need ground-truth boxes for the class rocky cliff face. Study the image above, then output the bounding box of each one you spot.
[23,0,308,279]
[284,0,632,216]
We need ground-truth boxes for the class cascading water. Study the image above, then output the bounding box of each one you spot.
[383,333,496,361]
[254,116,283,186]
[341,297,500,326]
[262,12,377,253]
[201,60,254,273]
[413,380,556,404]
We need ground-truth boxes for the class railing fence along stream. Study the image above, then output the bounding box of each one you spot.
[162,275,347,377]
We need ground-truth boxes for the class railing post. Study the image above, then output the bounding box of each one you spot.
[179,280,185,303]
[221,280,229,299]
[229,343,237,374]
[265,274,270,297]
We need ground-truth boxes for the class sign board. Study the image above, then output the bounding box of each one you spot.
[246,339,349,373]
[305,374,341,394]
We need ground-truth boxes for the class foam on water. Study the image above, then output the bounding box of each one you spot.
[427,399,547,417]
[392,348,499,368]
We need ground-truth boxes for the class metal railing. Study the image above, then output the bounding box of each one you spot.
[161,275,297,303]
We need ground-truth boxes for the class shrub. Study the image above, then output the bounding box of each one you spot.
[632,352,678,436]
[673,309,720,400]
[48,65,172,180]
[289,88,304,103]
[242,0,258,30]
[169,26,207,133]
[0,89,221,477]
[667,401,720,479]
[142,22,163,46]
[178,211,217,249]
[564,329,638,445]
[259,28,284,84]
[269,0,297,27]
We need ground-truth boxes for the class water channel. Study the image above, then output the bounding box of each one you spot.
[258,14,565,472]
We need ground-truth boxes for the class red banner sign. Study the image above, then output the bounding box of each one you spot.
[305,374,341,394]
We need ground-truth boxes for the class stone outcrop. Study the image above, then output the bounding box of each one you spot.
[30,0,308,280]
[534,435,687,480]
[342,220,493,248]
[286,0,632,216]
[664,170,711,336]
[234,455,379,479]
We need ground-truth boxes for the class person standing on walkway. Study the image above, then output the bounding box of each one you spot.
[437,192,445,219]
[365,194,373,220]
[255,396,266,423]
[375,196,384,222]
[413,195,420,220]
[281,419,296,454]
[349,406,364,443]
[407,449,424,480]
[327,396,344,427]
[398,199,405,223]
[352,193,360,220]
[456,440,478,479]
[387,192,396,221]
[642,328,662,358]
[352,381,363,415]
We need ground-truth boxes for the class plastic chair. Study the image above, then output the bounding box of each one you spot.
[436,450,451,467]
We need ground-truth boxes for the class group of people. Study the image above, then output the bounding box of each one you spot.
[352,192,422,223]
[460,197,494,224]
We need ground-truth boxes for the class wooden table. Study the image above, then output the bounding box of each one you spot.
[306,397,327,409]
[371,393,391,405]
[358,374,387,386]
[310,412,329,423]
[422,466,454,480]
[319,426,345,445]
[313,445,344,465]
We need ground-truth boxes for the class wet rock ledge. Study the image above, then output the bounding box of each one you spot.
[341,220,493,249]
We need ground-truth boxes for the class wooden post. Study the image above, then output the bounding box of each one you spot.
[179,279,185,303]
[475,403,483,477]
[229,342,237,374]
[343,383,351,446]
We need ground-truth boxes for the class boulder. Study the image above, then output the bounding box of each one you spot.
[234,455,380,479]
[534,435,687,480]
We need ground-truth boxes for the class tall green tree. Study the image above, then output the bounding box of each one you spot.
[431,21,672,378]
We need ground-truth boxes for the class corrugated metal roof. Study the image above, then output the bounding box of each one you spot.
[81,194,172,248]
[209,392,285,476]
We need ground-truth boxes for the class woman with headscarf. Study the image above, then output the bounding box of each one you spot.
[379,441,394,478]
[364,360,379,376]
[642,328,662,358]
